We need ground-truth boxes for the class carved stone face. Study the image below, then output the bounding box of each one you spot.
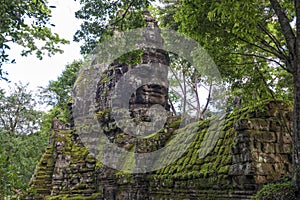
[92,18,171,142]
[95,48,170,121]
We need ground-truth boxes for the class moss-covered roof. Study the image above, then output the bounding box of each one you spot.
[27,100,293,200]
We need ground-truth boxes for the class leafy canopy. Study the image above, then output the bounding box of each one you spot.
[0,0,69,79]
[159,0,294,105]
[0,83,43,136]
[74,0,153,54]
[0,83,48,197]
[41,60,83,124]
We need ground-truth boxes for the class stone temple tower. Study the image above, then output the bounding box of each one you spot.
[95,10,171,142]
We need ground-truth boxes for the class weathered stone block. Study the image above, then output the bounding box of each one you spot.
[254,175,267,183]
[252,131,276,143]
[269,120,282,132]
[234,119,251,131]
[274,143,292,154]
[229,164,244,176]
[250,119,270,131]
[261,143,275,154]
[282,133,292,144]
[282,143,292,154]
[255,163,275,175]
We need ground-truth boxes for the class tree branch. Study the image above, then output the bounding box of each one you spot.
[270,0,296,72]
[228,52,288,71]
[236,35,285,60]
[169,65,185,99]
[295,0,300,58]
[256,34,287,61]
[257,22,288,57]
[168,98,177,115]
[169,87,198,111]
[192,76,201,119]
[110,0,135,30]
[200,81,212,120]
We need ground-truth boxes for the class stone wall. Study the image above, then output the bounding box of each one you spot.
[27,101,293,200]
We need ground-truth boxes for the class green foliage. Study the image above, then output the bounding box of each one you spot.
[158,0,294,106]
[252,180,296,200]
[118,50,144,66]
[39,106,69,134]
[0,83,48,198]
[0,0,69,79]
[0,131,48,198]
[44,61,82,106]
[74,0,152,54]
[0,83,43,136]
[0,145,26,199]
[41,60,82,124]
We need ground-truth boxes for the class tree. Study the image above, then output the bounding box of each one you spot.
[0,60,84,198]
[41,60,83,124]
[0,0,68,79]
[0,145,25,198]
[74,0,152,55]
[158,0,300,197]
[0,83,43,136]
[168,54,212,119]
[0,130,48,198]
[160,0,292,103]
[0,83,48,197]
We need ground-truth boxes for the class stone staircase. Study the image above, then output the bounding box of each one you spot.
[27,134,56,199]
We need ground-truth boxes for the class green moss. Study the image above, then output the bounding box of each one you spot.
[45,192,102,200]
[117,49,144,65]
[218,165,230,174]
[252,180,296,200]
[149,106,242,186]
[30,100,293,199]
[115,170,134,184]
[94,107,111,121]
[71,144,89,163]
[120,149,136,173]
[142,131,160,139]
[168,119,181,128]
[101,76,110,83]
[94,163,103,171]
[199,163,214,175]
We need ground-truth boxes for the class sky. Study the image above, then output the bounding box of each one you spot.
[0,0,83,92]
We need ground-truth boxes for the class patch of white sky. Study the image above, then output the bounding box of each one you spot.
[0,0,83,92]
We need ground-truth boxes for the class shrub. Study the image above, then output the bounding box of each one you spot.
[252,180,296,200]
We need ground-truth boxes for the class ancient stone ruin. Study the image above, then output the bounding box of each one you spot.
[26,12,293,200]
[27,101,293,200]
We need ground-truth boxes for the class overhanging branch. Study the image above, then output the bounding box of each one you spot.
[270,0,295,72]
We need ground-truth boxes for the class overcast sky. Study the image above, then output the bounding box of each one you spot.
[0,0,83,91]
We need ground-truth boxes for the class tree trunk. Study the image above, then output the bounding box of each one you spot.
[293,66,300,198]
[294,0,300,196]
